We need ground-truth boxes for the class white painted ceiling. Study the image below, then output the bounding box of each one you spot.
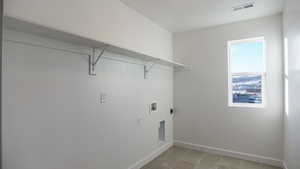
[120,0,284,32]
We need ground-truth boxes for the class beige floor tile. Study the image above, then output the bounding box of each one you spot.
[240,160,262,169]
[141,146,282,169]
[160,146,188,168]
[141,158,162,169]
[168,146,188,156]
[195,153,221,169]
[260,164,282,169]
[141,159,171,169]
[182,149,204,164]
[157,151,172,162]
[174,161,195,169]
[215,164,231,169]
[217,156,241,169]
[161,157,178,168]
[202,153,221,162]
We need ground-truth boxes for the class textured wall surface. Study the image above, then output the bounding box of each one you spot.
[2,30,174,169]
[283,0,300,168]
[4,0,173,60]
[173,14,283,161]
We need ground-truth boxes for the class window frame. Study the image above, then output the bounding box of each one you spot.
[227,37,266,108]
[284,37,289,115]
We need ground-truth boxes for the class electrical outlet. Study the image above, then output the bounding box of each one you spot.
[100,93,106,104]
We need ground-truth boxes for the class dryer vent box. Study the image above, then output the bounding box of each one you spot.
[159,120,165,142]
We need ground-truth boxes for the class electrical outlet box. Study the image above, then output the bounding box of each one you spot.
[170,108,174,115]
[151,102,157,111]
[100,93,106,104]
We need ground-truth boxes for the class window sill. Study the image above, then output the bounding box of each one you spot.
[228,103,265,108]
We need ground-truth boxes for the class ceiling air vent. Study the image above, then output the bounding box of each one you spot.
[233,2,255,11]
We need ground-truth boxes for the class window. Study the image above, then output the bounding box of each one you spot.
[228,37,266,107]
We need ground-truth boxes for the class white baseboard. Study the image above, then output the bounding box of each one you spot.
[174,140,283,168]
[128,142,173,169]
[283,162,288,169]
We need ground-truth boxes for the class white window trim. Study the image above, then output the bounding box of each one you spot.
[284,37,289,115]
[227,37,266,108]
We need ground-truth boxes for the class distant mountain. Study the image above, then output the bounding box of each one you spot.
[232,75,261,83]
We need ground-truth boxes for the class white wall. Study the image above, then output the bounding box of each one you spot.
[3,1,174,168]
[283,0,300,168]
[2,30,174,169]
[4,0,173,60]
[173,14,283,164]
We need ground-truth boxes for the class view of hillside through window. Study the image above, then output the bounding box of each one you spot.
[229,38,264,105]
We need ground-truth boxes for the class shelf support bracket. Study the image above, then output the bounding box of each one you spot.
[89,45,108,76]
[144,62,156,79]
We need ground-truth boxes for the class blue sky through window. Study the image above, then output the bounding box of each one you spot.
[230,41,263,73]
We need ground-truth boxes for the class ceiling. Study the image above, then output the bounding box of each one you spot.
[120,0,284,32]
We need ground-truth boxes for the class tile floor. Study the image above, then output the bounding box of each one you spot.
[141,146,282,169]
